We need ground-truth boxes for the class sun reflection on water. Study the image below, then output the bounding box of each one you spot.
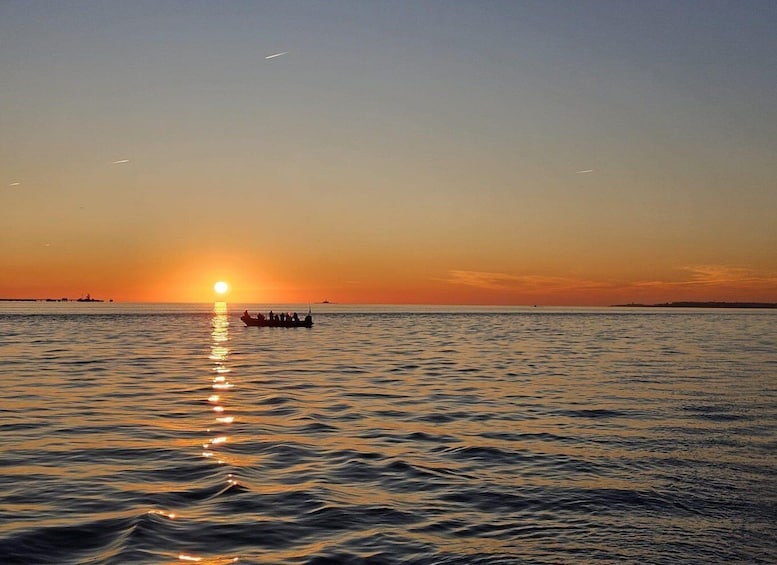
[175,554,240,564]
[172,302,244,563]
[204,302,234,462]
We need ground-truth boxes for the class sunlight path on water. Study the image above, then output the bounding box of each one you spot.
[177,301,241,564]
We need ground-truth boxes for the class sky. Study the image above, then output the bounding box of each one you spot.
[2,0,776,304]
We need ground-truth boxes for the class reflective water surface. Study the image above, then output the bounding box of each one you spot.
[0,303,775,564]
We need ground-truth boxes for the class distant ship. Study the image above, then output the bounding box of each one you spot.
[76,294,103,303]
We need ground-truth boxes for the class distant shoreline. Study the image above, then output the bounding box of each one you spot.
[613,301,777,309]
[0,298,108,303]
[2,299,775,309]
[0,298,65,302]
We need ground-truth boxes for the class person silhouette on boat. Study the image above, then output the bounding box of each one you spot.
[292,312,299,322]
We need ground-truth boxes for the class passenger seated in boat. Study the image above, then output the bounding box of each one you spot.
[243,310,249,318]
[304,314,312,324]
[292,312,299,322]
[257,313,265,321]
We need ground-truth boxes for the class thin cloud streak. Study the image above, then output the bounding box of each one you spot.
[632,265,777,290]
[444,265,777,298]
[265,51,288,59]
[444,270,612,293]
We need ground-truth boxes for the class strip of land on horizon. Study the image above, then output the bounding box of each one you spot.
[614,301,777,309]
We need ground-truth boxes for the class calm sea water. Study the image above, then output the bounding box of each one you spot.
[1,302,775,564]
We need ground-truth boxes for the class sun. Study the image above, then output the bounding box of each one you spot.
[214,281,229,295]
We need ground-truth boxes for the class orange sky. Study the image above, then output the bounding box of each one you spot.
[2,245,776,305]
[2,3,776,305]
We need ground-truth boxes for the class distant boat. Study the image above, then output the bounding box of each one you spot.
[240,311,313,328]
[76,294,103,303]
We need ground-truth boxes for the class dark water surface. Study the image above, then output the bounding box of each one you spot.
[1,303,775,564]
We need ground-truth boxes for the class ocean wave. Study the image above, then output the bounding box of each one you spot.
[1,308,776,563]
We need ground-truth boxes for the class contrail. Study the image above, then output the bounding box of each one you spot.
[112,159,130,164]
[9,182,21,186]
[576,169,594,174]
[265,51,288,59]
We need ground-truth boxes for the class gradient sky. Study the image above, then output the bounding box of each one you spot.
[2,1,776,304]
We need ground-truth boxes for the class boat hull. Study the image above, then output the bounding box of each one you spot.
[240,314,313,328]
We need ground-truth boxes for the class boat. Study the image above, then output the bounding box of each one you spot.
[240,311,313,328]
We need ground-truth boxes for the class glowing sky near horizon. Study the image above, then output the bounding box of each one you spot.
[1,1,776,304]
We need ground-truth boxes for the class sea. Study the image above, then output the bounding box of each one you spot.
[0,302,775,564]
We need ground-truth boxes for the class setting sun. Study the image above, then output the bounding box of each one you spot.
[214,281,229,295]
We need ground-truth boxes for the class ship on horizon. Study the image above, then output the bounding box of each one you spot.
[76,293,104,303]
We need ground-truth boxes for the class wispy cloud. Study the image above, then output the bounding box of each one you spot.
[632,265,777,290]
[444,270,611,293]
[443,265,777,299]
[576,169,595,174]
[265,51,288,60]
[112,159,130,164]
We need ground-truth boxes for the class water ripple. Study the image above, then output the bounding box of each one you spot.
[1,306,775,563]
